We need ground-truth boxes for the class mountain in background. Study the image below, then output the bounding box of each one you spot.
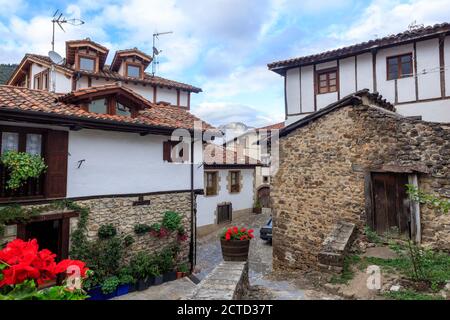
[0,64,17,84]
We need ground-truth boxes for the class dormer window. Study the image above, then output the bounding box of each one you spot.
[88,98,108,114]
[116,102,132,116]
[79,56,96,72]
[126,63,141,78]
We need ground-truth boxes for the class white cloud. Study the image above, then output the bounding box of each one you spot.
[0,0,25,17]
[192,101,284,128]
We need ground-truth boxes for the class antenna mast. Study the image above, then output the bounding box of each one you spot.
[152,31,173,76]
[51,9,85,51]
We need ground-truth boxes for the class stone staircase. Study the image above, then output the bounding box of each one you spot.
[318,221,356,272]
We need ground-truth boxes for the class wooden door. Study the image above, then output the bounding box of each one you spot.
[372,173,410,236]
[217,204,232,224]
[257,187,271,208]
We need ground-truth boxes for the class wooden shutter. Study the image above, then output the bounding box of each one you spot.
[163,141,172,162]
[44,130,68,198]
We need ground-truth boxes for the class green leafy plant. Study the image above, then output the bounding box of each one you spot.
[123,235,135,247]
[0,151,47,190]
[162,211,182,231]
[0,280,88,300]
[101,276,120,294]
[157,247,175,273]
[130,252,152,280]
[364,226,382,244]
[406,184,450,214]
[98,224,117,239]
[384,289,444,300]
[178,263,189,273]
[254,199,262,209]
[134,224,151,235]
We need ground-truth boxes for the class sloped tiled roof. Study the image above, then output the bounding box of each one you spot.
[203,143,260,167]
[8,54,202,93]
[268,23,450,72]
[0,85,213,131]
[258,121,285,130]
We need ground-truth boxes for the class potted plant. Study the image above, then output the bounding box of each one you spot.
[177,263,189,279]
[253,200,262,214]
[101,276,120,299]
[159,247,177,282]
[117,268,136,296]
[0,151,47,190]
[220,226,254,261]
[130,252,152,291]
[150,263,163,285]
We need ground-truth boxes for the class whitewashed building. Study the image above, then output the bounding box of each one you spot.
[0,39,208,270]
[196,144,259,236]
[268,23,450,125]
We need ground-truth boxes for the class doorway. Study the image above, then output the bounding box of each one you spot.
[217,203,232,224]
[257,186,271,208]
[371,172,411,236]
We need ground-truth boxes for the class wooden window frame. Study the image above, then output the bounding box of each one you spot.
[386,53,413,81]
[86,97,138,118]
[163,140,189,163]
[124,61,144,79]
[76,53,99,73]
[0,125,47,201]
[229,170,241,193]
[205,171,218,196]
[315,67,339,95]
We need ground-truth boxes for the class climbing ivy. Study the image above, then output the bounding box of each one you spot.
[0,200,89,260]
[406,184,450,214]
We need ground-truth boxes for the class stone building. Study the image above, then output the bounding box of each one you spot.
[271,90,450,271]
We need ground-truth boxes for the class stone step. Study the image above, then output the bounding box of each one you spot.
[318,221,356,271]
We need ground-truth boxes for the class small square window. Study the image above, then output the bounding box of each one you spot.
[206,172,218,196]
[79,57,95,72]
[127,65,141,78]
[230,171,240,193]
[89,99,108,114]
[316,69,338,94]
[116,102,132,117]
[387,54,413,80]
[263,176,269,184]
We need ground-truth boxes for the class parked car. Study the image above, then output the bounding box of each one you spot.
[260,217,272,242]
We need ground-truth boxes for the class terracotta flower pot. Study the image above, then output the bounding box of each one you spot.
[220,239,250,261]
[176,271,184,279]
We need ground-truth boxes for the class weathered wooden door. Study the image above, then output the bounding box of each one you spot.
[372,173,410,236]
[217,203,232,224]
[257,187,271,208]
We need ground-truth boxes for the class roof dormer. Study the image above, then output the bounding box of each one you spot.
[66,38,109,73]
[110,48,152,80]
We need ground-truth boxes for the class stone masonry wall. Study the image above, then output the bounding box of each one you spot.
[272,100,450,271]
[2,192,194,268]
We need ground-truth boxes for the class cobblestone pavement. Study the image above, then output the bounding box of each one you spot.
[196,212,340,300]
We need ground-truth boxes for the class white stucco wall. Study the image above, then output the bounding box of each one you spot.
[196,168,255,227]
[30,64,46,89]
[156,87,178,105]
[285,36,450,124]
[67,129,204,197]
[286,68,301,115]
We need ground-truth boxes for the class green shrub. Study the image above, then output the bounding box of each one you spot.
[364,226,382,244]
[130,252,152,280]
[98,224,117,239]
[123,235,135,247]
[134,224,151,235]
[157,247,175,273]
[0,151,47,190]
[162,211,182,231]
[101,276,120,294]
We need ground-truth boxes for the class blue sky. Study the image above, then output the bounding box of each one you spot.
[1,0,450,127]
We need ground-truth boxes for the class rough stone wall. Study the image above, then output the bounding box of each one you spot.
[272,101,450,271]
[3,192,193,267]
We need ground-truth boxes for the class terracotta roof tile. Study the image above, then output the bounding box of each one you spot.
[268,23,450,71]
[16,54,202,93]
[0,85,213,131]
[203,143,260,167]
[258,121,285,130]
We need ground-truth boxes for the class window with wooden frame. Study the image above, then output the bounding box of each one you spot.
[78,55,96,72]
[316,68,338,94]
[387,53,413,80]
[86,98,137,118]
[163,140,189,163]
[33,70,49,91]
[229,171,240,193]
[0,126,68,201]
[205,171,218,196]
[125,62,142,79]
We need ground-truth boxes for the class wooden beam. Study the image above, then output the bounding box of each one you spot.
[413,41,419,101]
[439,35,446,98]
[364,172,374,230]
[372,49,377,92]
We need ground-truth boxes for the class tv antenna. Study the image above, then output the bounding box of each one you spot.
[51,9,85,51]
[408,20,424,31]
[152,31,173,76]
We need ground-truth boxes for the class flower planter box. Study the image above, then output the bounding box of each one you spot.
[87,286,104,300]
[116,284,130,296]
[136,278,150,291]
[163,271,177,282]
[220,239,250,261]
[128,283,137,293]
[154,275,164,285]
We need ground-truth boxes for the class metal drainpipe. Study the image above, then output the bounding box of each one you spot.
[189,138,196,273]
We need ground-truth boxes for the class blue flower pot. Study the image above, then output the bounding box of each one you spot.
[154,275,163,285]
[116,284,129,296]
[87,286,105,300]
